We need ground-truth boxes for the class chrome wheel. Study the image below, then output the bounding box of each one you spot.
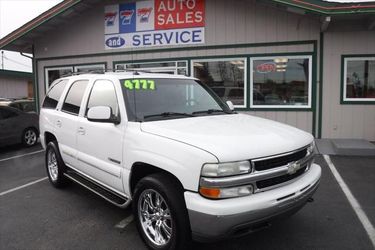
[24,129,37,146]
[47,150,58,181]
[138,189,173,246]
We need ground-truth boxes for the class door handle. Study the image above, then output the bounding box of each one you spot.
[56,120,62,128]
[77,127,86,135]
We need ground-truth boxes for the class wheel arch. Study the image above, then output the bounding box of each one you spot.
[129,162,185,197]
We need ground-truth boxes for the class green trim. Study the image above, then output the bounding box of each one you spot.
[32,46,40,114]
[340,54,375,105]
[312,41,317,138]
[318,33,324,139]
[36,40,316,62]
[271,0,375,15]
[0,0,82,50]
[0,69,33,79]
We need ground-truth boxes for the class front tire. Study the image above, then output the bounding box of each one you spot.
[133,173,191,250]
[45,141,68,188]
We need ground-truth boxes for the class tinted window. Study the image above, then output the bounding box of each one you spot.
[43,80,68,109]
[252,57,311,107]
[0,107,18,120]
[345,58,375,100]
[193,59,246,106]
[62,80,89,115]
[86,80,119,117]
[46,68,73,88]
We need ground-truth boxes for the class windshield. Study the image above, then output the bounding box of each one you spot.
[121,78,233,122]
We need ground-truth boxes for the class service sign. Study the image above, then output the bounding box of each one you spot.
[104,0,205,49]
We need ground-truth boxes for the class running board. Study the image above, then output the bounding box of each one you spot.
[64,169,130,208]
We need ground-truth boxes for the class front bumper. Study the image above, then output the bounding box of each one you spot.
[185,163,321,241]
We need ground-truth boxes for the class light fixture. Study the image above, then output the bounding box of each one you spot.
[276,64,287,69]
[277,69,286,72]
[230,60,244,65]
[274,58,289,63]
[194,62,204,67]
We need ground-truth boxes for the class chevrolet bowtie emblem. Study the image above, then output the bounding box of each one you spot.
[287,161,301,175]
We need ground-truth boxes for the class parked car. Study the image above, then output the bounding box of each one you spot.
[8,99,36,113]
[0,98,36,113]
[40,73,321,250]
[0,106,39,147]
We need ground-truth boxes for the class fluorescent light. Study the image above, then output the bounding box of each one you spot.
[277,69,286,72]
[230,60,244,65]
[194,62,204,67]
[274,58,289,63]
[276,64,287,69]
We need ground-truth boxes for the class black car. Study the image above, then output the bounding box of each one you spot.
[0,106,39,147]
[7,99,36,113]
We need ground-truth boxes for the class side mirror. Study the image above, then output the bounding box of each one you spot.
[87,106,120,124]
[226,100,235,111]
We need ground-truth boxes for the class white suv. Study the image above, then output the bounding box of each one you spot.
[40,72,321,250]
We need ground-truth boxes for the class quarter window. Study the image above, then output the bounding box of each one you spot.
[343,56,375,102]
[192,58,247,108]
[250,56,312,108]
[42,79,68,109]
[86,80,119,117]
[61,80,89,115]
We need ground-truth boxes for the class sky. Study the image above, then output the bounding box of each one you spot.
[0,0,62,72]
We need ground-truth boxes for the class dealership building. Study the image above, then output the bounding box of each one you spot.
[0,0,374,140]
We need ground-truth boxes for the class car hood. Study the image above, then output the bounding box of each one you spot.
[140,114,313,162]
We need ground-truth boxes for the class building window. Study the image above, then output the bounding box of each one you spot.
[45,63,106,91]
[342,56,375,103]
[250,55,312,109]
[192,58,247,108]
[74,64,106,73]
[45,67,73,90]
[115,61,188,75]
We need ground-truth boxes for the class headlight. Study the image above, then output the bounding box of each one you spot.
[201,161,252,177]
[307,141,315,156]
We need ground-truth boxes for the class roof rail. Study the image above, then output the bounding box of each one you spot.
[60,68,172,78]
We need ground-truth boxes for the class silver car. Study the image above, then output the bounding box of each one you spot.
[0,106,39,147]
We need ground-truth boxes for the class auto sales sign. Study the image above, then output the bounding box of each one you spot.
[104,0,205,49]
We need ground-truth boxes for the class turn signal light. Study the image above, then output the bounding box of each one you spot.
[199,187,221,199]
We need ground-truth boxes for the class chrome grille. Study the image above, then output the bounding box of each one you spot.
[253,148,307,171]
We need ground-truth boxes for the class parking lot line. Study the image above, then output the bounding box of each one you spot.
[323,155,375,247]
[115,215,134,229]
[0,177,48,197]
[0,149,44,162]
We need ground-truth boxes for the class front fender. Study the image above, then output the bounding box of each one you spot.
[122,125,218,195]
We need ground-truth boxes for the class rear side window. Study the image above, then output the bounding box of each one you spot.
[43,80,68,109]
[86,80,119,117]
[61,80,89,115]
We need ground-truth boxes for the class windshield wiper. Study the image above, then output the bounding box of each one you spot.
[143,112,195,120]
[192,109,232,115]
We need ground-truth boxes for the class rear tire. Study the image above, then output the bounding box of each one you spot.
[22,127,38,147]
[45,141,68,188]
[133,173,191,250]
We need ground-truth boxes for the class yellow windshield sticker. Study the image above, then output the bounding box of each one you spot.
[124,79,155,90]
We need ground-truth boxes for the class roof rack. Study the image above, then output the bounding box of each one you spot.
[60,68,171,78]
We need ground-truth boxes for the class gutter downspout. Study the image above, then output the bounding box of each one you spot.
[20,47,39,114]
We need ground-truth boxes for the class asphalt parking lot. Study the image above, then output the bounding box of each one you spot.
[1,144,374,250]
